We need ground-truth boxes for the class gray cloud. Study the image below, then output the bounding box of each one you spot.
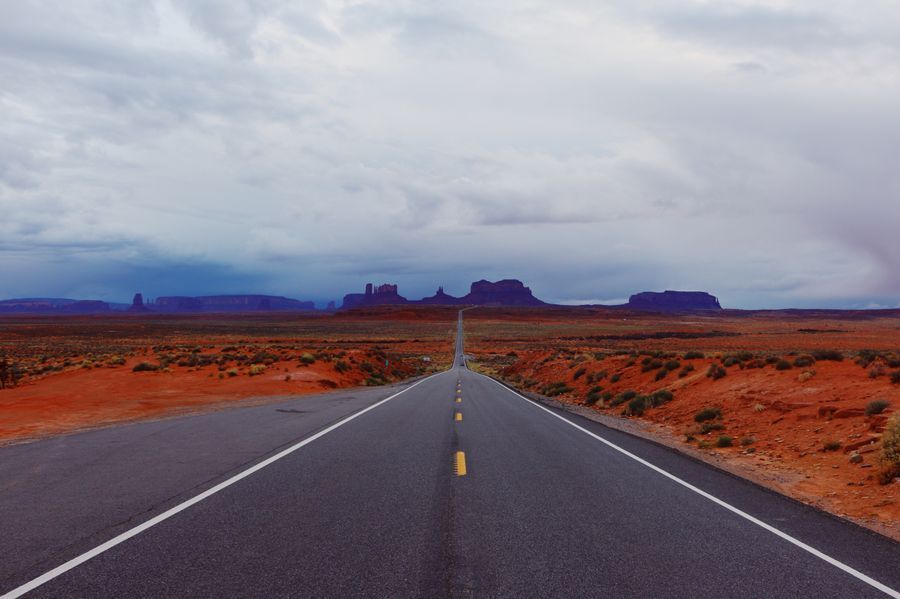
[1,0,898,308]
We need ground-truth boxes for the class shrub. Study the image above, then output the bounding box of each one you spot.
[811,350,843,362]
[610,373,622,383]
[698,440,712,449]
[678,364,695,378]
[764,356,779,365]
[716,436,733,448]
[823,440,842,452]
[722,356,741,368]
[775,359,792,371]
[664,360,681,371]
[706,364,727,380]
[641,358,663,373]
[299,352,316,365]
[132,362,159,372]
[648,389,674,405]
[700,422,725,434]
[694,407,721,422]
[879,414,900,484]
[683,351,704,360]
[610,390,638,407]
[573,367,587,380]
[865,399,890,416]
[226,368,239,377]
[107,355,126,366]
[333,360,350,373]
[740,437,755,446]
[585,391,602,406]
[892,371,900,384]
[626,396,649,416]
[793,355,816,368]
[249,364,266,376]
[542,381,574,397]
[654,369,668,381]
[869,365,886,379]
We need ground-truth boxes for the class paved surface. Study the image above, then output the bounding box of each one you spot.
[1,312,898,597]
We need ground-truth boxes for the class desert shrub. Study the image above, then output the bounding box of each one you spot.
[610,389,638,407]
[333,360,350,373]
[626,396,649,416]
[542,381,574,397]
[811,350,843,362]
[869,365,886,379]
[892,371,900,384]
[879,414,900,484]
[299,352,316,365]
[698,440,712,449]
[700,422,725,434]
[664,360,681,371]
[865,399,890,416]
[683,351,704,360]
[764,355,779,365]
[610,373,622,383]
[250,351,278,365]
[722,356,740,368]
[740,437,755,446]
[654,369,668,381]
[641,358,663,372]
[249,364,266,376]
[573,367,587,380]
[775,359,792,371]
[706,364,726,380]
[649,389,673,405]
[585,391,602,406]
[107,355,126,366]
[678,364,695,378]
[226,368,239,377]
[823,440,842,452]
[365,375,387,386]
[793,355,816,368]
[132,362,159,372]
[716,436,733,448]
[856,349,879,368]
[694,407,721,422]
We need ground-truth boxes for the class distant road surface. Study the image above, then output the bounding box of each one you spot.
[1,311,898,597]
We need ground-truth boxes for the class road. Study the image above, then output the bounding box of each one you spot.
[1,311,898,597]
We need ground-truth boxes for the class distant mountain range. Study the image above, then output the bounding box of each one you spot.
[0,282,725,314]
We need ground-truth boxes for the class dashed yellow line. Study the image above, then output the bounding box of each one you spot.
[455,397,461,403]
[455,412,463,422]
[455,451,467,476]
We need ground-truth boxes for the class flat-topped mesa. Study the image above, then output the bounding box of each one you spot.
[342,283,408,308]
[627,290,722,312]
[152,295,315,312]
[463,279,546,306]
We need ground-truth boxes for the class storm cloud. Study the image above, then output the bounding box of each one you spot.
[1,1,899,308]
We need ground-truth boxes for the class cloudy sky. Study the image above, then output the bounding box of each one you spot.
[2,1,899,308]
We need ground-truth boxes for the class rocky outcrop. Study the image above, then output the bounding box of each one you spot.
[419,286,464,305]
[0,299,111,314]
[462,279,545,306]
[342,283,409,308]
[627,291,722,312]
[152,295,315,313]
[128,293,150,313]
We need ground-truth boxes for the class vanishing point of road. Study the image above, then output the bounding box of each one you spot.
[1,311,898,597]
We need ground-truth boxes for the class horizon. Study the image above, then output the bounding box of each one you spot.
[3,2,900,310]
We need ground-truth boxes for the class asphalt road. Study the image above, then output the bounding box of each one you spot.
[1,311,898,597]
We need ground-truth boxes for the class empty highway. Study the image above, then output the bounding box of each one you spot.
[1,311,898,597]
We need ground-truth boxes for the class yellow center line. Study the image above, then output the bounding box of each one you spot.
[455,397,461,403]
[455,412,463,421]
[455,451,467,476]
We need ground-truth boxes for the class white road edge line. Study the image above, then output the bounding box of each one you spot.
[482,375,900,599]
[1,373,442,599]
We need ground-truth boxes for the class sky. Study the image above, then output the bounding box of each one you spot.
[2,1,899,309]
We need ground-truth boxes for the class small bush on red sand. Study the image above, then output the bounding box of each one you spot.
[865,399,890,416]
[793,355,816,368]
[716,436,733,448]
[878,414,900,484]
[892,371,900,384]
[823,440,842,452]
[811,350,844,361]
[683,351,704,360]
[132,362,159,372]
[775,359,792,371]
[706,364,726,380]
[694,407,721,422]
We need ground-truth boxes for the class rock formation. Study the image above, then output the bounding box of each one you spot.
[342,283,409,308]
[627,290,722,312]
[420,286,464,305]
[128,293,150,313]
[462,279,546,306]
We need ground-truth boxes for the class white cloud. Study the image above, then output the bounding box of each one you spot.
[0,0,898,307]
